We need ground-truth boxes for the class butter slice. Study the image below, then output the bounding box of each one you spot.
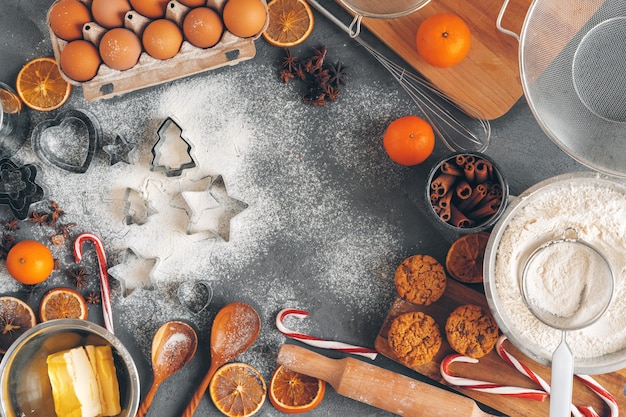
[85,345,121,416]
[47,347,103,417]
[47,345,121,417]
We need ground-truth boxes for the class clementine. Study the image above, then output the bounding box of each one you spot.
[269,364,325,414]
[5,240,55,285]
[383,115,435,166]
[416,13,471,68]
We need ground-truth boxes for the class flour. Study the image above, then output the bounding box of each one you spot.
[493,177,626,359]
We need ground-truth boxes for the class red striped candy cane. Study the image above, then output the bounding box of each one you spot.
[440,354,548,401]
[74,233,114,334]
[276,308,378,360]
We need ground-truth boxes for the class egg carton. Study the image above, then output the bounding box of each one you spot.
[47,0,268,101]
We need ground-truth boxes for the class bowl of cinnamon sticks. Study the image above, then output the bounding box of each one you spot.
[426,152,509,233]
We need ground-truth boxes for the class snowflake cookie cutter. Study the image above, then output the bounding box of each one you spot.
[0,158,45,219]
[182,175,248,241]
[150,116,196,177]
[31,109,102,173]
[107,247,159,297]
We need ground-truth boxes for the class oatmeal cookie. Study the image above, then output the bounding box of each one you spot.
[387,311,442,367]
[394,254,446,305]
[445,304,499,358]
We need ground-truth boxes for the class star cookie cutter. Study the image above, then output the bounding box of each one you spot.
[176,280,213,315]
[31,109,102,173]
[107,247,159,297]
[150,117,196,177]
[103,134,135,165]
[0,158,45,219]
[182,175,248,241]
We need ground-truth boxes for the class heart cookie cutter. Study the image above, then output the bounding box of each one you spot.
[176,280,213,315]
[31,109,102,173]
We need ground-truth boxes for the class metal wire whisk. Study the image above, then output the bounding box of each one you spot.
[308,0,491,153]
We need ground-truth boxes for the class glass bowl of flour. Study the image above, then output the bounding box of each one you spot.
[484,172,626,374]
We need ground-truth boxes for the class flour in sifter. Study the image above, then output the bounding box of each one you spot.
[493,178,626,359]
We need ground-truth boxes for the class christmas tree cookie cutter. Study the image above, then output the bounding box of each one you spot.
[150,116,196,177]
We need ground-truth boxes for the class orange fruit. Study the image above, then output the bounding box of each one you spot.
[383,115,435,166]
[16,57,72,111]
[269,364,325,414]
[39,287,88,322]
[0,296,37,354]
[5,240,55,285]
[262,0,314,48]
[445,232,490,283]
[416,13,471,68]
[209,362,267,417]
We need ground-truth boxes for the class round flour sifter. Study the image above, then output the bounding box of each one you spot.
[520,228,615,417]
[307,0,491,153]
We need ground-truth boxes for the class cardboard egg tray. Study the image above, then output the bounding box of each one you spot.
[47,0,268,101]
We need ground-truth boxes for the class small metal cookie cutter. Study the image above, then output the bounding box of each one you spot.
[177,280,213,315]
[150,117,196,177]
[0,158,45,219]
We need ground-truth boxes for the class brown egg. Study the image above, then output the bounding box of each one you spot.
[99,28,142,70]
[60,40,101,81]
[48,0,92,41]
[183,7,223,48]
[178,0,207,6]
[222,0,267,38]
[92,0,132,28]
[142,19,183,60]
[129,0,170,19]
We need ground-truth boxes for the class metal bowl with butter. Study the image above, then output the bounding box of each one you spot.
[0,319,140,417]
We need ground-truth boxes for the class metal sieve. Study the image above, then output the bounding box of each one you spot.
[520,228,614,417]
[497,0,626,177]
[338,0,430,19]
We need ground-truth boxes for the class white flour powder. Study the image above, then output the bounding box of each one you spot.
[494,177,626,359]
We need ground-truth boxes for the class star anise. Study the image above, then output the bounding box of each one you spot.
[86,291,101,304]
[279,69,295,84]
[309,45,327,71]
[57,222,77,239]
[28,211,49,226]
[280,49,298,73]
[1,218,19,231]
[326,85,341,102]
[68,267,90,289]
[328,61,349,88]
[2,232,15,250]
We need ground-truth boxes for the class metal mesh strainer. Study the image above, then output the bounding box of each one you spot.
[500,0,626,177]
[338,0,430,19]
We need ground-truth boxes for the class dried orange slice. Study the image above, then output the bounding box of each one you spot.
[269,364,325,414]
[16,57,72,112]
[0,296,37,353]
[262,0,314,48]
[209,362,266,417]
[0,87,22,114]
[39,287,88,321]
[445,231,490,283]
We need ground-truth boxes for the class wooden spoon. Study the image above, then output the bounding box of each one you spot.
[181,302,261,417]
[135,321,198,417]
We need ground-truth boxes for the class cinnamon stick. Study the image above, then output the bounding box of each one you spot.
[441,162,463,176]
[455,180,472,200]
[457,183,487,212]
[450,205,474,228]
[431,173,457,197]
[475,159,492,184]
[466,197,502,220]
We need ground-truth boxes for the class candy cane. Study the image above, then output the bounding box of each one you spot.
[576,375,619,417]
[497,336,617,417]
[276,308,378,360]
[440,354,548,401]
[74,233,114,334]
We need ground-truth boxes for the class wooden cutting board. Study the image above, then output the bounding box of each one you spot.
[375,279,626,417]
[341,0,532,120]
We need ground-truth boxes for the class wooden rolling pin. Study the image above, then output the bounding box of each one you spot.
[277,344,498,417]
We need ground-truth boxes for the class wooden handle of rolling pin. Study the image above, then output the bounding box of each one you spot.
[277,344,497,417]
